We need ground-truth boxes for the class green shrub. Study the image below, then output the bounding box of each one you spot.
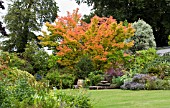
[9,53,34,73]
[127,48,158,74]
[75,55,95,79]
[23,40,49,75]
[0,78,36,108]
[33,90,92,108]
[46,71,75,89]
[146,79,170,90]
[131,19,156,52]
[0,68,36,86]
[144,54,170,78]
[87,71,104,86]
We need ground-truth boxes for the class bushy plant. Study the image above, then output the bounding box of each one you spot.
[121,74,157,90]
[33,89,92,108]
[144,54,170,78]
[0,78,36,108]
[0,68,36,86]
[87,71,104,86]
[23,40,49,75]
[48,55,60,70]
[75,55,95,79]
[0,73,92,108]
[130,19,156,52]
[127,48,158,74]
[0,51,9,71]
[121,81,145,90]
[9,53,34,73]
[46,71,75,89]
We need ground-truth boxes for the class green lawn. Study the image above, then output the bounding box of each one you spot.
[63,89,170,108]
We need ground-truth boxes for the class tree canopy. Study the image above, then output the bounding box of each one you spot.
[2,0,59,52]
[77,0,170,47]
[38,9,135,71]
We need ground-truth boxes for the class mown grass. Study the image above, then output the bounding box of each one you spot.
[63,89,170,108]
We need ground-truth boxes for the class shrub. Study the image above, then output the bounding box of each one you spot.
[0,51,9,71]
[46,71,75,89]
[111,76,125,88]
[146,79,170,90]
[121,74,157,90]
[0,68,36,86]
[144,54,170,78]
[23,40,49,75]
[130,19,156,52]
[75,55,95,79]
[0,78,36,108]
[128,48,158,74]
[121,81,145,90]
[87,71,104,86]
[48,55,60,70]
[9,53,34,73]
[33,89,92,108]
[0,74,92,108]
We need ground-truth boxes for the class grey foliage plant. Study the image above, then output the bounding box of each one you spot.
[130,19,156,52]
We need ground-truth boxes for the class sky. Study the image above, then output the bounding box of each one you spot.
[56,0,92,16]
[0,0,92,23]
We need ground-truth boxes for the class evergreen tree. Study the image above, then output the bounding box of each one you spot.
[130,19,156,52]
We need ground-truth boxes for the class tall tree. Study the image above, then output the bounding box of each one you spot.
[38,9,135,71]
[77,0,170,47]
[0,1,7,36]
[2,0,59,52]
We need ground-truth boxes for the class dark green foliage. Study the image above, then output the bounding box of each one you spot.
[14,79,36,102]
[77,0,170,47]
[75,55,95,79]
[46,71,75,89]
[23,40,49,75]
[2,0,59,52]
[0,1,7,36]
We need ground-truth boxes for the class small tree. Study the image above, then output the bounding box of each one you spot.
[39,9,135,71]
[130,19,156,52]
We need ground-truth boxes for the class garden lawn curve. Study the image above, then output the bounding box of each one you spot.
[88,89,170,108]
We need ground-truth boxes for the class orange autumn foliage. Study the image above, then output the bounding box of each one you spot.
[39,8,135,70]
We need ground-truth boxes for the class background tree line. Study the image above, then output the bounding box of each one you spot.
[76,0,170,47]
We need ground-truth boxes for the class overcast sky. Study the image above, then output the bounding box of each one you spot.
[1,0,92,20]
[56,0,92,16]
